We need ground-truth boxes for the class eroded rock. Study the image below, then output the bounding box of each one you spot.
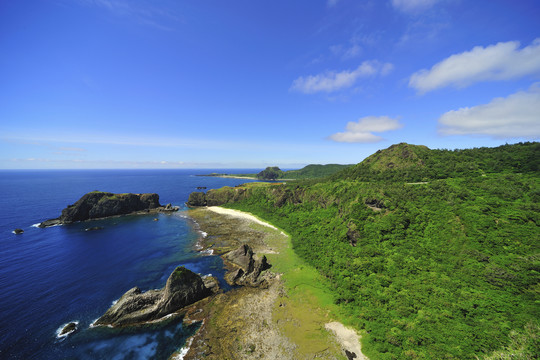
[224,244,271,287]
[94,266,213,327]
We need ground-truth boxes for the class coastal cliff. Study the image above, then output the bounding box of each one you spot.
[39,191,178,227]
[186,187,249,207]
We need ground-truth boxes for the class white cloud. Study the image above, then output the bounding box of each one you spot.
[410,39,540,93]
[392,0,438,12]
[329,116,404,143]
[291,61,393,94]
[438,85,540,138]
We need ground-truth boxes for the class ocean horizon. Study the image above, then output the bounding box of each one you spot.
[0,169,260,359]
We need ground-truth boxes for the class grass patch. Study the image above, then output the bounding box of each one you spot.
[246,221,348,359]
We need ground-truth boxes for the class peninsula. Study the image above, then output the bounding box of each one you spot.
[38,191,179,227]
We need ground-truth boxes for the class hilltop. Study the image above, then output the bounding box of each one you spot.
[335,142,539,182]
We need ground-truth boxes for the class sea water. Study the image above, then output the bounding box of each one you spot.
[0,170,260,360]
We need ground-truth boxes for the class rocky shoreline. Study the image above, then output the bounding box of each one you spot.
[174,206,365,360]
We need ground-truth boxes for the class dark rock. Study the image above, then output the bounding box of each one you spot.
[224,244,271,287]
[345,350,357,360]
[187,192,207,207]
[161,203,179,212]
[39,191,176,227]
[13,228,24,235]
[59,322,78,336]
[95,266,213,327]
[225,244,255,272]
[85,226,103,232]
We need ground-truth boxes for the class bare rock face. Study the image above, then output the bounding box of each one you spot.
[39,191,177,227]
[224,244,271,287]
[94,266,212,327]
[187,192,207,207]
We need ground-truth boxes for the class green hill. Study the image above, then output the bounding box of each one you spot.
[283,164,352,179]
[202,142,540,359]
[335,142,539,182]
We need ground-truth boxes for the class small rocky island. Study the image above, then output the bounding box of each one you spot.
[95,266,216,327]
[39,191,179,227]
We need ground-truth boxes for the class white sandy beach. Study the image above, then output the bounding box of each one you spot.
[206,206,279,230]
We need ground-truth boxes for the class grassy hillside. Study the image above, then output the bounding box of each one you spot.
[205,142,539,359]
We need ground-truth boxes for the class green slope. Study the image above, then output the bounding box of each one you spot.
[204,142,539,359]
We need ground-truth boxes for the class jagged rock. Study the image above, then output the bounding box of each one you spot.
[187,192,207,207]
[59,322,78,336]
[39,191,177,227]
[224,244,271,287]
[13,228,24,234]
[202,275,221,294]
[94,266,213,327]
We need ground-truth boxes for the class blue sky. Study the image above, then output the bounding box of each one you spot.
[1,0,539,169]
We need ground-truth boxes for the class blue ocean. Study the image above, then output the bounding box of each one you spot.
[0,170,260,360]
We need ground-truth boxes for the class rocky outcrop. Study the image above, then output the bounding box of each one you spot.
[224,244,271,287]
[39,191,178,227]
[13,228,24,234]
[186,187,249,207]
[95,266,213,327]
[187,192,207,207]
[58,322,78,337]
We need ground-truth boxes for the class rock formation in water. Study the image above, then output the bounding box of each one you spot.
[95,266,213,327]
[223,244,272,287]
[13,228,24,234]
[39,191,179,227]
[58,322,78,337]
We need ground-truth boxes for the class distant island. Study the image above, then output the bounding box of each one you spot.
[197,163,352,181]
[39,191,179,227]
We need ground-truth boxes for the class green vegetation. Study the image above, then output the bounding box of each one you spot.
[285,163,352,179]
[335,142,539,182]
[257,166,284,180]
[212,142,539,359]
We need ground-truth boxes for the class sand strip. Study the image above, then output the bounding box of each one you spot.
[206,207,279,230]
